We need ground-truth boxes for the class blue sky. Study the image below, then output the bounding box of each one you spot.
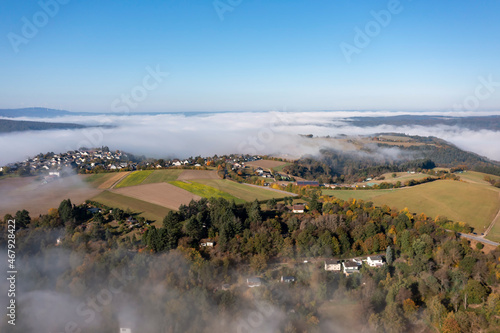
[1,0,499,112]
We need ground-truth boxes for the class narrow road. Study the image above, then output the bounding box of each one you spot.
[483,191,500,237]
[240,182,298,196]
[109,172,131,189]
[456,232,499,247]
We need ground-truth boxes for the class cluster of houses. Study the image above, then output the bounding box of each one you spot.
[255,167,273,178]
[324,255,385,276]
[2,149,131,175]
[243,256,385,289]
[1,149,271,178]
[253,167,291,181]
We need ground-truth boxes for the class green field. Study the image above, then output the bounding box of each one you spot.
[142,169,182,184]
[115,170,154,188]
[91,190,171,222]
[272,163,292,172]
[486,217,500,242]
[369,180,500,233]
[322,189,395,201]
[363,172,432,185]
[193,179,290,201]
[170,181,244,204]
[457,171,500,186]
[83,173,120,188]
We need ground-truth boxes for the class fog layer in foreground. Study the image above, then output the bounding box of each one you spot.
[1,111,499,165]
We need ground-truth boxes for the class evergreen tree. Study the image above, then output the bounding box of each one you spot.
[386,245,393,265]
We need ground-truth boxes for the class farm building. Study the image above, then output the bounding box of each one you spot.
[293,204,305,213]
[296,181,319,187]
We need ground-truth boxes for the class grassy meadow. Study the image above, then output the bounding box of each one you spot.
[170,181,244,204]
[115,170,154,188]
[91,190,171,222]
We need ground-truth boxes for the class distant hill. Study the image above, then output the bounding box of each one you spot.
[0,118,87,133]
[347,114,500,131]
[0,107,84,118]
[284,133,500,182]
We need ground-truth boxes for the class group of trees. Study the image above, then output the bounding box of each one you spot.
[283,151,438,184]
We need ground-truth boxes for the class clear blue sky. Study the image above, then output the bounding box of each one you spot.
[1,0,499,112]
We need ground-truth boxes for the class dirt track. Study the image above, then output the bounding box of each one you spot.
[100,172,131,189]
[111,182,201,210]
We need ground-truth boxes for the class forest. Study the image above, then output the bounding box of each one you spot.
[1,186,500,332]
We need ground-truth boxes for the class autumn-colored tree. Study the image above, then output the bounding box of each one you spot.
[441,312,461,333]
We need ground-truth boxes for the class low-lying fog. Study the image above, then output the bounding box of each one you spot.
[1,111,500,165]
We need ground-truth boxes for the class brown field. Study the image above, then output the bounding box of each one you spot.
[111,182,201,210]
[0,176,101,217]
[245,160,286,169]
[177,170,220,180]
[99,172,131,189]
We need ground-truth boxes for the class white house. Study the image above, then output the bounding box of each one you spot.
[324,259,341,272]
[281,276,295,283]
[247,277,262,288]
[292,204,305,213]
[367,255,384,267]
[200,239,215,247]
[343,261,360,275]
[352,258,363,265]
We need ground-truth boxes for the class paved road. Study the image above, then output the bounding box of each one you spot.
[456,232,499,247]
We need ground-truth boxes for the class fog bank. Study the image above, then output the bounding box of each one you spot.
[1,111,499,165]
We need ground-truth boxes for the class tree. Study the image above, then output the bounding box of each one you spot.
[58,199,74,223]
[267,198,277,210]
[308,191,322,213]
[386,245,394,265]
[14,209,31,229]
[441,312,461,333]
[246,200,262,224]
[163,211,182,251]
[250,253,268,273]
[464,279,488,304]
